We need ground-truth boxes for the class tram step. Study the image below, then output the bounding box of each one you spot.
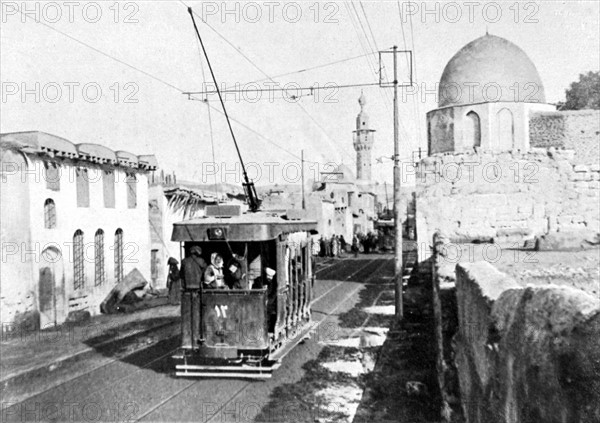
[175,371,273,379]
[175,363,281,372]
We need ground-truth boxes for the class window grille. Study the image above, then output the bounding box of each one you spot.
[73,230,85,290]
[44,199,56,229]
[114,229,124,284]
[95,229,105,286]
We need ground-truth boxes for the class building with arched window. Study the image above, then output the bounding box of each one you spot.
[1,131,157,327]
[426,34,555,155]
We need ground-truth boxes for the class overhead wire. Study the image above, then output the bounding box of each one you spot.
[408,10,425,150]
[182,1,356,165]
[348,1,411,142]
[397,1,424,151]
[10,5,336,170]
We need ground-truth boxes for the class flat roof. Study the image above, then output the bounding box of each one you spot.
[171,212,318,242]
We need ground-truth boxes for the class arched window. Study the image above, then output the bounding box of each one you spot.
[95,229,105,286]
[497,108,515,150]
[73,230,85,290]
[465,111,481,148]
[114,229,124,284]
[44,199,56,229]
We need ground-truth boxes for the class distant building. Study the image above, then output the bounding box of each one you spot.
[0,131,157,328]
[310,93,378,238]
[427,34,555,154]
[148,174,247,286]
[354,92,376,180]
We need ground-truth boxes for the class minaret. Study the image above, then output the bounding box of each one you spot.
[353,92,376,181]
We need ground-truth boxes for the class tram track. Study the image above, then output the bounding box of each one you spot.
[4,257,393,422]
[3,258,351,411]
[141,278,367,423]
[138,257,397,421]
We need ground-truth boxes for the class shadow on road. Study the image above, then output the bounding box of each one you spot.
[82,316,180,376]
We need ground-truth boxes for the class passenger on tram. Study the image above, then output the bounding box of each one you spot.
[180,246,206,290]
[225,257,246,289]
[253,267,276,289]
[204,253,226,289]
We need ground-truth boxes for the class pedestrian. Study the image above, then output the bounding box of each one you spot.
[319,236,327,258]
[352,234,359,258]
[311,236,320,273]
[332,235,340,257]
[166,257,181,305]
[339,235,347,254]
[311,236,321,257]
[325,236,332,257]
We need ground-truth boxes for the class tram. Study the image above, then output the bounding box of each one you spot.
[172,206,317,378]
[172,7,319,378]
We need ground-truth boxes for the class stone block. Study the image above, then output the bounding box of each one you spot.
[591,163,600,172]
[556,215,574,226]
[572,172,589,181]
[535,230,600,251]
[573,164,590,172]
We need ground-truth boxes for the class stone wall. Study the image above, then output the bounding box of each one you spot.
[530,110,600,165]
[454,261,600,423]
[416,149,600,261]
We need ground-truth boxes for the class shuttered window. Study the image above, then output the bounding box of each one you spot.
[44,162,60,191]
[126,174,137,208]
[103,171,115,208]
[76,168,90,207]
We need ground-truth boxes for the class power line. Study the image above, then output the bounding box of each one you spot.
[246,52,381,84]
[183,1,356,164]
[11,5,334,169]
[408,10,425,150]
[184,82,380,97]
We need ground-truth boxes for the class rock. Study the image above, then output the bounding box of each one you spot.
[65,309,91,323]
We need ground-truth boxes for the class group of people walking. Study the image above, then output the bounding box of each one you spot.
[312,231,381,259]
[313,235,347,258]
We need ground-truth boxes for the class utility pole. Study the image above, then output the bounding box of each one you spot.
[301,149,306,210]
[393,45,404,320]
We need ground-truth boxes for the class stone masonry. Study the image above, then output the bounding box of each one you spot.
[416,148,600,259]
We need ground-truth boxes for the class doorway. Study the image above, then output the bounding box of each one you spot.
[38,247,64,328]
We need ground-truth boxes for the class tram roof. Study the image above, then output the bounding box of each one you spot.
[171,211,318,242]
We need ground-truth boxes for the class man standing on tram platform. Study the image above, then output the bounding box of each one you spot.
[180,246,207,346]
[180,246,206,290]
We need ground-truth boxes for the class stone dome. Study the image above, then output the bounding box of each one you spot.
[438,34,546,108]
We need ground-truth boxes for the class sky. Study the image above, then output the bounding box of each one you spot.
[1,1,599,186]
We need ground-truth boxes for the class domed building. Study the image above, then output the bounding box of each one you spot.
[427,34,555,154]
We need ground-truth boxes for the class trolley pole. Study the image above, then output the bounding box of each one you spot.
[393,45,404,320]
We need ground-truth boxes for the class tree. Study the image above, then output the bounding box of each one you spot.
[562,71,600,110]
